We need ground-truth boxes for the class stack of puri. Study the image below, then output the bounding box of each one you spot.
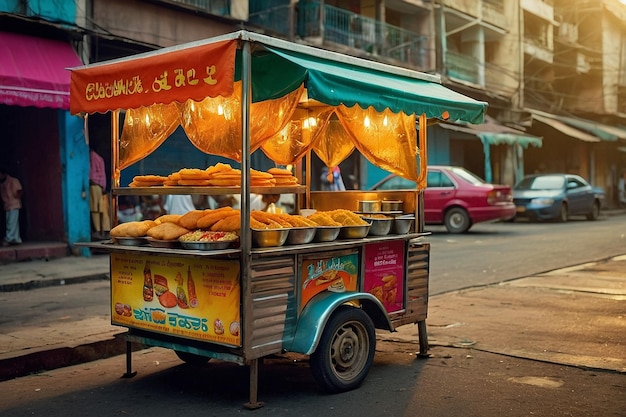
[129,175,168,187]
[269,167,299,186]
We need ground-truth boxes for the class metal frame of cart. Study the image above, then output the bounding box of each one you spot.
[69,30,487,408]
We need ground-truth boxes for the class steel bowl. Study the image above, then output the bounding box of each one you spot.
[113,236,148,246]
[362,217,392,236]
[147,238,181,248]
[251,228,289,248]
[357,200,381,213]
[339,223,371,239]
[286,227,317,245]
[180,240,235,251]
[392,215,414,234]
[313,226,341,242]
[381,200,403,212]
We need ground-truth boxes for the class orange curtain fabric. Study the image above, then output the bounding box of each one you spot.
[180,82,303,162]
[261,106,335,165]
[311,116,356,168]
[119,103,182,170]
[335,105,418,182]
[70,40,237,115]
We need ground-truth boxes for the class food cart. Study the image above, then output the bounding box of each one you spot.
[70,30,487,408]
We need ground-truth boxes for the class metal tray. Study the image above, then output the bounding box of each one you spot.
[313,226,341,242]
[339,223,371,239]
[286,227,317,245]
[180,240,236,251]
[147,238,181,249]
[112,236,148,246]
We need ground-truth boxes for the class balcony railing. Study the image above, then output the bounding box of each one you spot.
[445,51,481,85]
[167,0,231,16]
[249,2,431,71]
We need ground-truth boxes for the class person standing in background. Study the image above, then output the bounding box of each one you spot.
[89,147,111,240]
[0,167,23,246]
[163,194,196,215]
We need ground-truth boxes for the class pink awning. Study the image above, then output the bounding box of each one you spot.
[0,32,82,110]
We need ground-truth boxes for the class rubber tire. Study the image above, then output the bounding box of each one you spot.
[444,207,471,233]
[557,203,568,222]
[174,350,211,365]
[586,201,600,220]
[310,307,376,394]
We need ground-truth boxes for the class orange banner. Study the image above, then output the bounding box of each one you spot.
[70,40,237,114]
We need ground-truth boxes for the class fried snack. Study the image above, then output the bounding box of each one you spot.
[268,167,293,176]
[250,169,274,179]
[273,176,298,185]
[210,212,241,232]
[250,217,269,229]
[110,220,157,237]
[251,211,291,228]
[196,207,237,229]
[250,211,284,229]
[129,180,164,187]
[208,178,240,186]
[155,214,182,225]
[206,162,234,176]
[328,209,369,226]
[283,214,317,227]
[132,175,168,184]
[251,179,277,187]
[178,168,210,180]
[177,179,212,186]
[308,212,342,227]
[178,210,210,229]
[147,222,190,240]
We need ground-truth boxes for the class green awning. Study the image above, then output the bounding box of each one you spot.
[528,109,626,142]
[248,46,487,124]
[476,132,542,148]
[440,118,542,148]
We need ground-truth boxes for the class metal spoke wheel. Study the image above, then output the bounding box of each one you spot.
[444,207,471,233]
[310,306,376,393]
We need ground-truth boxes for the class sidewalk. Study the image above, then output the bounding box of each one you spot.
[1,249,625,382]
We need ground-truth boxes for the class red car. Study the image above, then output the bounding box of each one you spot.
[370,165,516,233]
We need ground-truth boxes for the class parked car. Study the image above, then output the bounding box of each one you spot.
[370,165,516,233]
[512,173,603,222]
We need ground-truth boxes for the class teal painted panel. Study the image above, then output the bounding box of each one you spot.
[27,0,76,23]
[0,0,22,13]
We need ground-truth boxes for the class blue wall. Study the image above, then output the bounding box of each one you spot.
[59,112,91,256]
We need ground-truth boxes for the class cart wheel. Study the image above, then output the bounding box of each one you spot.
[310,306,376,393]
[175,350,211,365]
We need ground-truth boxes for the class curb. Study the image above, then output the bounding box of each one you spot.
[0,273,110,293]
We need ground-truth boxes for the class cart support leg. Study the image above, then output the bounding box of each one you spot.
[244,359,264,410]
[417,320,430,357]
[122,340,137,378]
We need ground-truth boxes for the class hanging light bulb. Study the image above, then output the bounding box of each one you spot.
[383,115,388,126]
[364,115,371,128]
[217,104,224,116]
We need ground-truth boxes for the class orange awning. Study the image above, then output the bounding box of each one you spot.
[70,39,237,114]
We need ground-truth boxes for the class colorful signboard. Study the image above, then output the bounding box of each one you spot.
[363,240,405,312]
[110,252,241,347]
[300,252,359,309]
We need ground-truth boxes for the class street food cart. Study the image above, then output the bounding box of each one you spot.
[70,31,487,408]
